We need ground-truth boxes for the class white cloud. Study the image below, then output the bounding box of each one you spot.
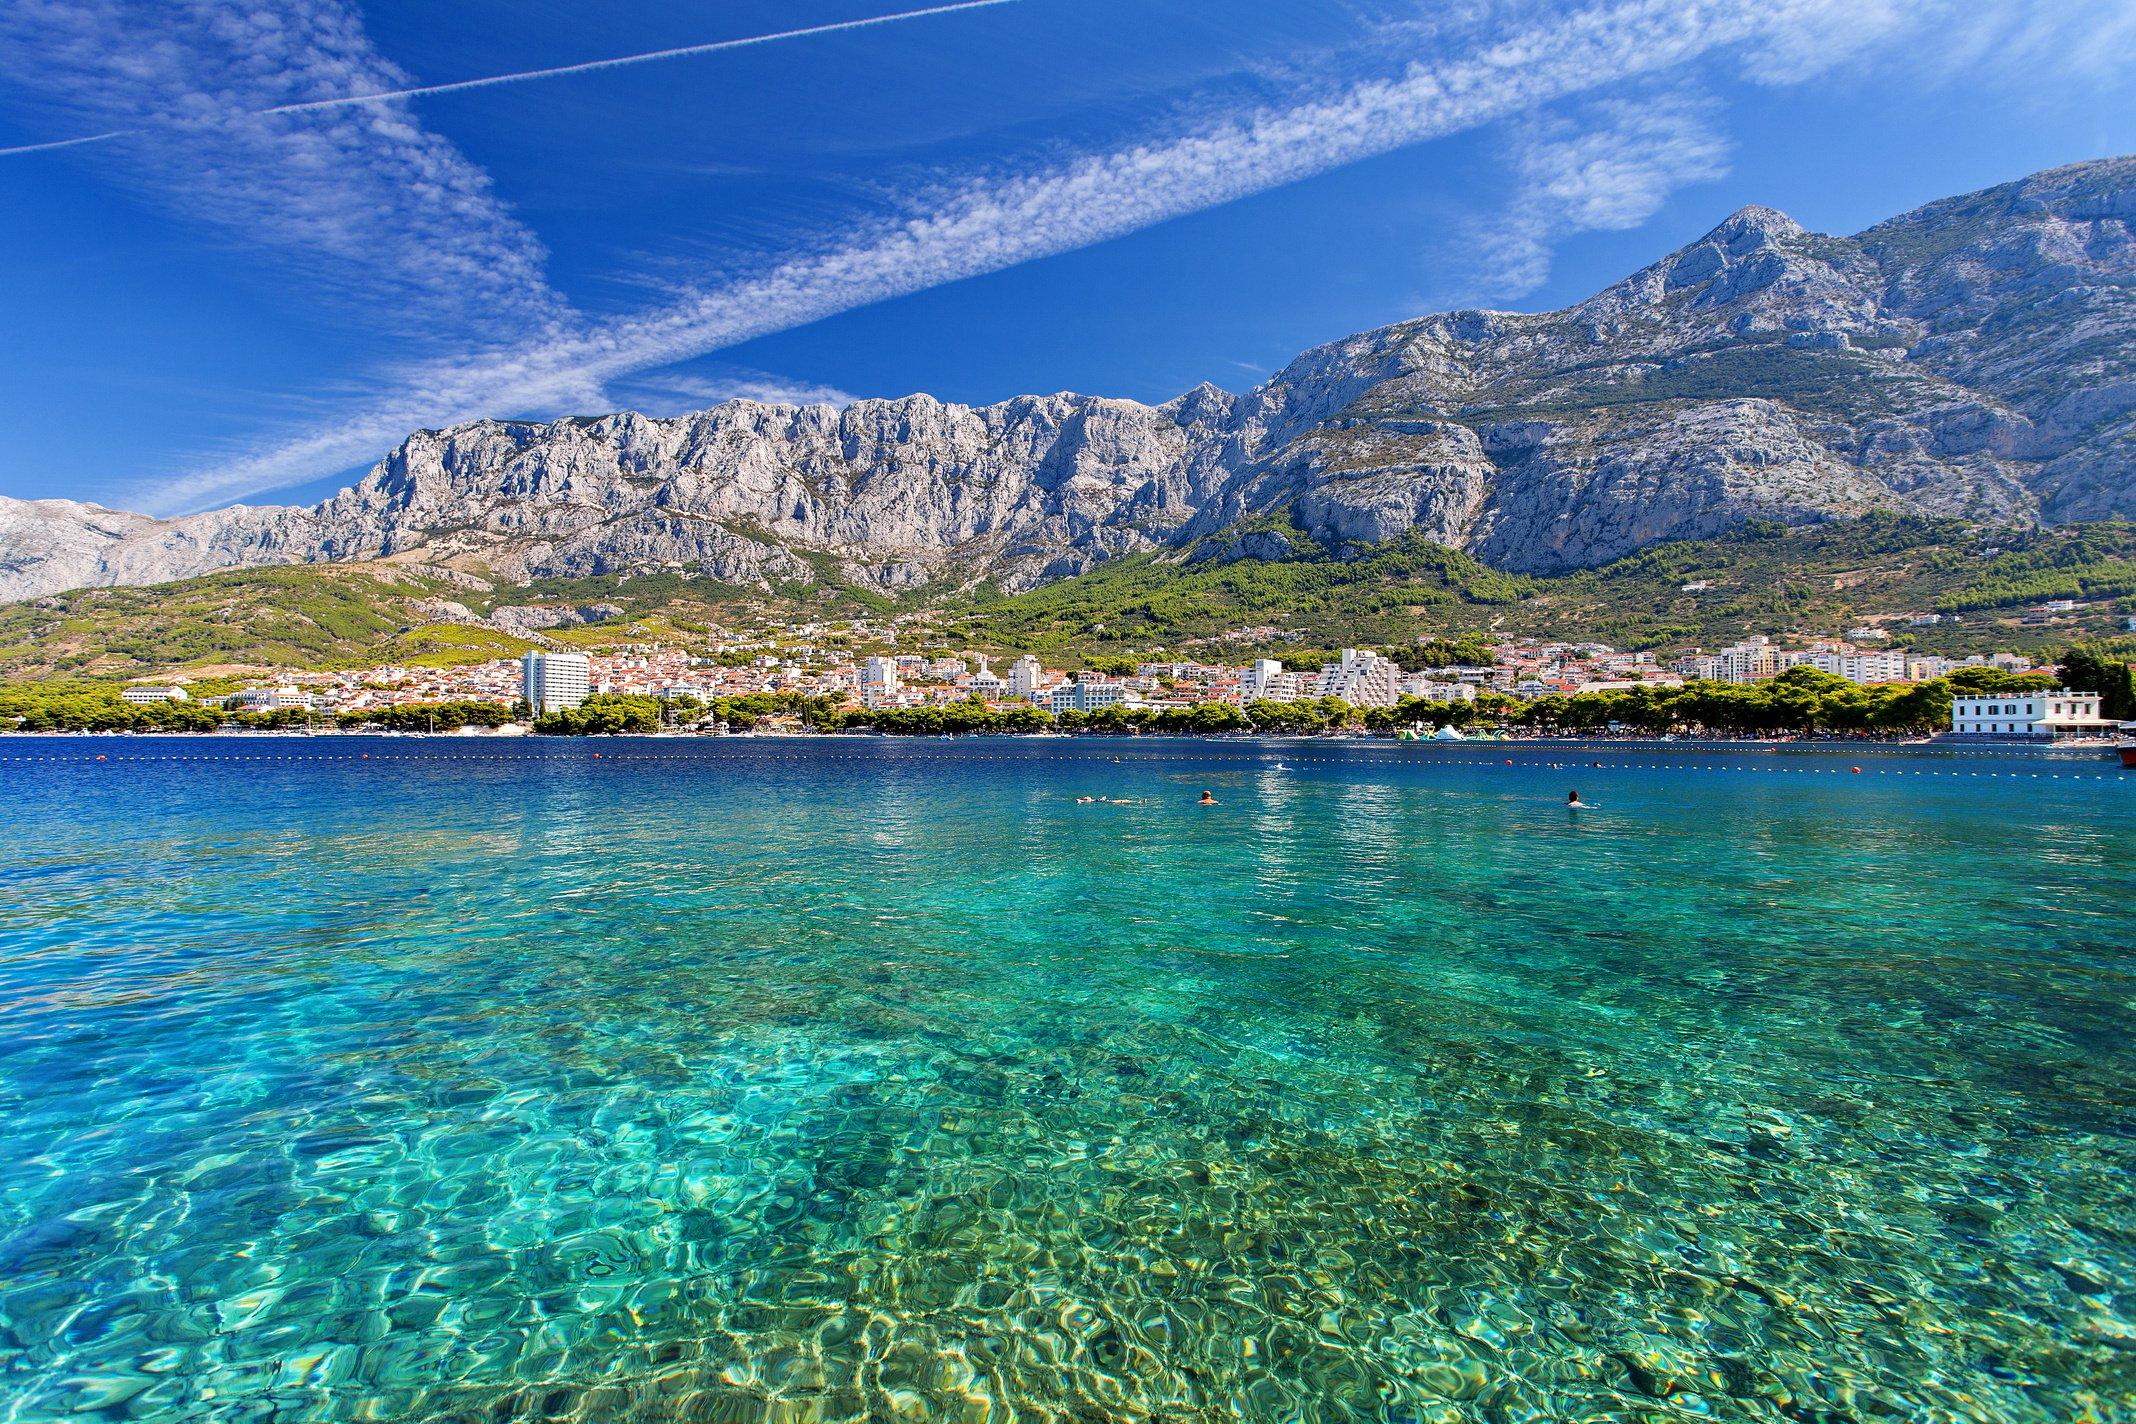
[1738,0,2136,88]
[0,0,1025,154]
[1448,90,1733,303]
[0,0,567,336]
[46,0,2124,514]
[141,0,1825,513]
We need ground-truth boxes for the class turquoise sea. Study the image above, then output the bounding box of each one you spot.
[1,735,2132,1424]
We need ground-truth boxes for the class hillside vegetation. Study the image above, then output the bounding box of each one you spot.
[956,516,2136,657]
[0,565,550,681]
[2,517,2133,684]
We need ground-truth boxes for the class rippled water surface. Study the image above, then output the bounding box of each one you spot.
[2,735,2133,1424]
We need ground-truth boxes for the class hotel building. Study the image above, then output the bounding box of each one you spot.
[1948,690,2113,740]
[522,652,592,715]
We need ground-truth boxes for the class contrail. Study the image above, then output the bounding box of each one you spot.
[0,0,1017,158]
[0,130,135,157]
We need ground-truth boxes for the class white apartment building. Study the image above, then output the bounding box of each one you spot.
[861,655,901,709]
[1009,655,1042,697]
[1949,689,2113,740]
[1703,639,1780,684]
[1312,649,1403,708]
[1245,668,1316,704]
[521,651,591,715]
[120,686,190,704]
[1047,680,1132,714]
[233,686,320,712]
[1806,651,1912,685]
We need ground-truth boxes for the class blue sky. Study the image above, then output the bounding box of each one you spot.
[1,0,2132,516]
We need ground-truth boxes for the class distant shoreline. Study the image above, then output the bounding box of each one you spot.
[0,728,2121,759]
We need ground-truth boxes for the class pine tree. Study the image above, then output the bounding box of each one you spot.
[2059,645,2136,721]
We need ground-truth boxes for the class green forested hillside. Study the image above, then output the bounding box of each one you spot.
[954,515,2136,657]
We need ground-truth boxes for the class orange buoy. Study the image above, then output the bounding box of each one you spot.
[1852,766,1862,773]
[96,754,106,760]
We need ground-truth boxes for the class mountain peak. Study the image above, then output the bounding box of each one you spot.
[6,156,2135,606]
[1705,204,1811,249]
[1582,202,1838,315]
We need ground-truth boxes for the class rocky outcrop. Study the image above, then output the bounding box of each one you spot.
[4,155,2132,601]
[0,497,327,604]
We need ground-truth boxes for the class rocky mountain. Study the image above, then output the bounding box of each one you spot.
[4,155,2132,605]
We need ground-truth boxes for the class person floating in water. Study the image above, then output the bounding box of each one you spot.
[1567,790,1589,808]
[1199,791,1218,805]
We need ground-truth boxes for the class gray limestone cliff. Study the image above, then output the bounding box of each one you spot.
[4,155,2133,603]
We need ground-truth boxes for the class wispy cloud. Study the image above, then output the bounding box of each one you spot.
[1445,89,1733,304]
[141,0,1826,512]
[1738,0,2136,88]
[32,0,2128,515]
[0,1,1022,158]
[0,0,565,335]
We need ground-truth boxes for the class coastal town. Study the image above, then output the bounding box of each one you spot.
[119,631,2044,716]
[79,617,2132,746]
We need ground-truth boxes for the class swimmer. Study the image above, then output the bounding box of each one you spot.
[1567,790,1590,808]
[1076,796,1095,803]
[1199,791,1219,805]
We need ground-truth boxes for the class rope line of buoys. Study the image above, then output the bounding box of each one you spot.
[1,748,2121,780]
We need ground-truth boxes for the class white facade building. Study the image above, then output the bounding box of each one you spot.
[120,686,190,704]
[1243,661,1317,703]
[1948,689,2112,740]
[521,651,591,715]
[1703,640,1779,684]
[1270,671,1317,703]
[1311,649,1403,707]
[233,686,319,712]
[1243,659,1286,701]
[1806,651,1913,685]
[1047,680,1131,714]
[1009,655,1042,697]
[861,655,901,709]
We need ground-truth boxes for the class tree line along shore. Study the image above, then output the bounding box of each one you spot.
[6,654,2133,739]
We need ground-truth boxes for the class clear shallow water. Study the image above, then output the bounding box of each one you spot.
[1,736,2132,1424]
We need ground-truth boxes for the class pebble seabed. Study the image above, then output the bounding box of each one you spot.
[0,736,2131,1424]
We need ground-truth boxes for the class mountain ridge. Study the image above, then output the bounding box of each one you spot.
[3,154,2133,605]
